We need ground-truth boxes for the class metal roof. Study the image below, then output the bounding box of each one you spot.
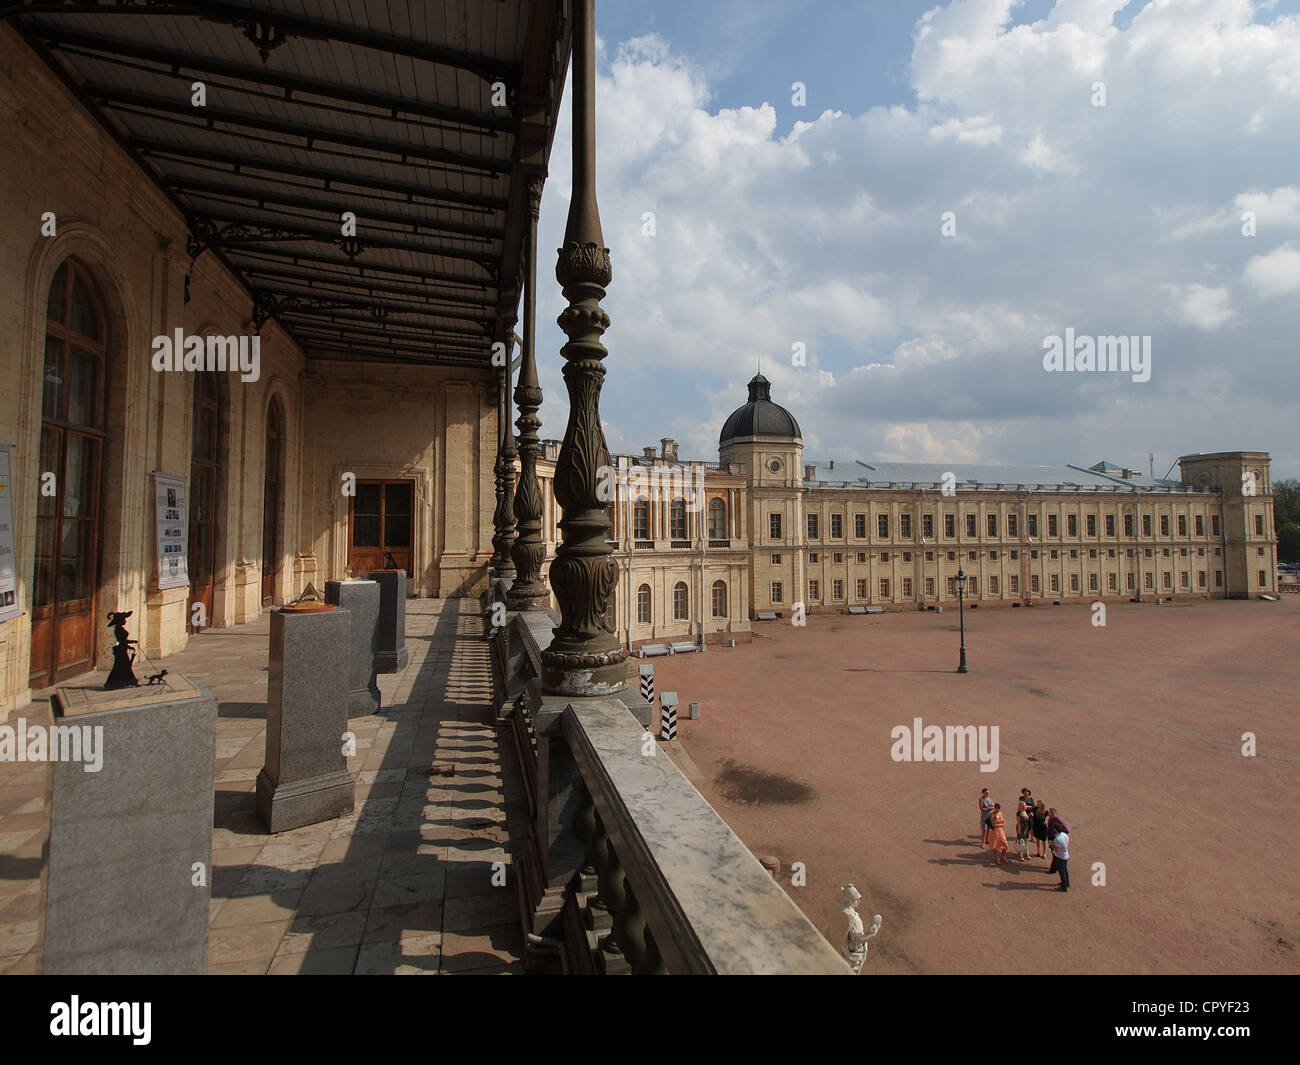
[804,460,1206,493]
[5,0,571,368]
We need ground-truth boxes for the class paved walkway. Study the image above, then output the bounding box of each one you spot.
[0,598,526,975]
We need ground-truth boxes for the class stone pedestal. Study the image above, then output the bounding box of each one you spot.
[325,579,382,717]
[368,569,408,673]
[45,675,217,974]
[256,607,355,833]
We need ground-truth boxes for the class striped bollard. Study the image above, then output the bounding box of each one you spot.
[638,663,654,705]
[659,691,678,742]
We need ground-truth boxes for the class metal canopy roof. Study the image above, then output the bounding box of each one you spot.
[4,0,571,368]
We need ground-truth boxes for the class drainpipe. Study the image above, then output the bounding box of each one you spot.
[1220,492,1231,599]
[625,456,632,653]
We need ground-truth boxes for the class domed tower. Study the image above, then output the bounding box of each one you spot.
[720,374,806,620]
[719,373,803,487]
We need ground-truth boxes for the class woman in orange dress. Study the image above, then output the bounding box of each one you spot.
[987,802,1009,865]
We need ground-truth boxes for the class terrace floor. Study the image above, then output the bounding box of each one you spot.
[0,598,527,975]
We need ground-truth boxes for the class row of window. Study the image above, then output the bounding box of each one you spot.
[782,566,1242,604]
[788,511,1239,541]
[628,498,728,540]
[634,580,728,623]
[777,545,1223,565]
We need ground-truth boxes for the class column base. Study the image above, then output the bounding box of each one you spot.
[256,767,355,834]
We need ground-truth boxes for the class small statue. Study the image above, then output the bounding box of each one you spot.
[837,884,882,973]
[382,550,398,570]
[104,610,140,690]
[146,669,168,686]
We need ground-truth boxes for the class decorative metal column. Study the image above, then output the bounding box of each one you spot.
[490,349,518,582]
[508,176,551,611]
[541,0,627,695]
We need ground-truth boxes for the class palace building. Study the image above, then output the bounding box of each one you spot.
[534,375,1277,653]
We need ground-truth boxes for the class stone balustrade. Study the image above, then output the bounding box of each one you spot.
[486,602,849,975]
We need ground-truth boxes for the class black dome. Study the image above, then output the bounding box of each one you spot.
[719,374,802,444]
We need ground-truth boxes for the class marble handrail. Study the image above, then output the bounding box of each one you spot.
[562,698,851,975]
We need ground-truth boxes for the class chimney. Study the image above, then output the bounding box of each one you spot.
[643,446,656,459]
[829,459,834,470]
[660,437,678,461]
[804,464,817,481]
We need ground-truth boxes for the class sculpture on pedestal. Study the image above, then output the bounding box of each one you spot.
[104,611,139,691]
[837,884,882,973]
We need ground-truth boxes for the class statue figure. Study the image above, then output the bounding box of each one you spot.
[104,610,140,690]
[837,884,882,973]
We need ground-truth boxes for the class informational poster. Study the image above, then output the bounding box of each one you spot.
[0,445,20,622]
[153,471,190,591]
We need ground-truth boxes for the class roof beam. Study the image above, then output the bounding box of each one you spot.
[195,212,498,273]
[166,176,498,242]
[84,83,510,174]
[234,263,496,309]
[222,246,495,293]
[264,290,491,328]
[134,138,508,212]
[3,2,520,84]
[31,24,515,132]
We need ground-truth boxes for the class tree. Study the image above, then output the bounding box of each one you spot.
[1275,479,1300,563]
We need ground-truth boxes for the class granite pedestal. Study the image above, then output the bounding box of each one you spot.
[45,675,217,975]
[368,569,409,673]
[256,607,355,833]
[325,579,382,717]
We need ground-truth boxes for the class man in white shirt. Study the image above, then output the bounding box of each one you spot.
[1051,829,1070,892]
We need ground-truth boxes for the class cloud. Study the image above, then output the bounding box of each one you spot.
[1163,283,1237,330]
[533,6,1300,480]
[1243,241,1300,299]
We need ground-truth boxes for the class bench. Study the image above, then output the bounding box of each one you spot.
[847,606,867,615]
[863,606,885,615]
[640,643,671,657]
[669,641,698,654]
[756,612,778,621]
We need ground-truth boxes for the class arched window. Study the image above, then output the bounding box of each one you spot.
[633,497,650,540]
[711,579,728,617]
[670,497,687,540]
[708,498,727,540]
[31,258,107,686]
[262,397,283,605]
[188,371,221,631]
[673,581,689,620]
[637,583,652,624]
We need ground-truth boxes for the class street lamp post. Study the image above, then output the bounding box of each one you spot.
[956,567,969,674]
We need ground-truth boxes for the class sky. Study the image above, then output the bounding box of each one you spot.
[529,0,1300,481]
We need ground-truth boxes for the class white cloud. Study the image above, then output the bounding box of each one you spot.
[1243,241,1300,299]
[1164,282,1237,330]
[534,3,1300,479]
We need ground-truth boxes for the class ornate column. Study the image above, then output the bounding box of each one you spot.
[508,175,551,611]
[490,345,518,581]
[541,0,627,695]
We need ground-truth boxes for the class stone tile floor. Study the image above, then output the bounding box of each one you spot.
[0,598,527,975]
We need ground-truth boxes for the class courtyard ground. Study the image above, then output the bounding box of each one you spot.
[649,596,1300,974]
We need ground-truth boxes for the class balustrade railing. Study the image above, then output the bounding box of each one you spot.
[487,608,850,975]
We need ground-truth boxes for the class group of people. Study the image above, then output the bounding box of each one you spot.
[978,787,1071,892]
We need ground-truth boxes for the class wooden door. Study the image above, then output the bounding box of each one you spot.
[348,481,412,576]
[188,373,220,632]
[30,259,106,689]
[261,399,281,605]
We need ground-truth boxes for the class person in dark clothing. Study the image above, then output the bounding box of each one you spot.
[1032,800,1050,860]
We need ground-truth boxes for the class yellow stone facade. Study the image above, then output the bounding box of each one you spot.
[0,31,497,717]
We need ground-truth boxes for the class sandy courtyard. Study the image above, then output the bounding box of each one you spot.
[645,596,1300,974]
